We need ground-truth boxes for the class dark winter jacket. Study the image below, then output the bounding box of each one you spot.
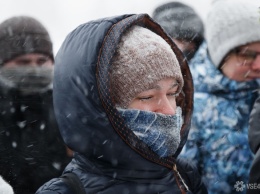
[36,14,207,194]
[0,85,71,194]
[247,92,260,194]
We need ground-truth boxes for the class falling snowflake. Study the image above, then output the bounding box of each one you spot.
[52,162,61,170]
[17,121,26,128]
[12,141,17,148]
[40,123,45,130]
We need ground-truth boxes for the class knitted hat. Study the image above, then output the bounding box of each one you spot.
[0,16,53,66]
[206,0,260,68]
[152,2,204,48]
[110,25,184,108]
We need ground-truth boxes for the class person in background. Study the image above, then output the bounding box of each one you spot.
[180,0,260,193]
[152,1,204,62]
[36,14,207,194]
[0,16,71,194]
[247,91,260,194]
[0,176,13,194]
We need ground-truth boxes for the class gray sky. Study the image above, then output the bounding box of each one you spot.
[0,0,211,54]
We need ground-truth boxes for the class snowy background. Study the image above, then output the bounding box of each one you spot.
[0,0,212,54]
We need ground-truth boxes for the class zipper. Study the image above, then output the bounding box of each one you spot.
[173,164,190,194]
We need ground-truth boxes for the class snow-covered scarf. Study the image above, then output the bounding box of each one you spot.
[0,66,53,95]
[117,107,183,158]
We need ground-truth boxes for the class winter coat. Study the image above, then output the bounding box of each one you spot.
[36,14,207,194]
[0,85,71,194]
[180,42,259,194]
[247,92,260,194]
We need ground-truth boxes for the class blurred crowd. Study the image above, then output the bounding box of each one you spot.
[0,0,259,194]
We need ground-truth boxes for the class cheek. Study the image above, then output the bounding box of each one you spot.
[42,60,53,67]
[230,67,249,81]
[168,97,177,108]
[3,61,18,67]
[222,62,248,81]
[128,100,158,112]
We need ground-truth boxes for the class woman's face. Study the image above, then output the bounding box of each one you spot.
[128,78,179,115]
[221,42,260,81]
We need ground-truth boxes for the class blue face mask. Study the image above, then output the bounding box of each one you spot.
[117,107,183,158]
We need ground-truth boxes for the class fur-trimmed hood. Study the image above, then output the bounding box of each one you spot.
[54,13,193,171]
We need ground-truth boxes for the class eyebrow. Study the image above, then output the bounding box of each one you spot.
[153,82,179,90]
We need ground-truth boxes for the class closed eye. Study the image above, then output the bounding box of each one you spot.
[167,92,179,97]
[37,58,49,65]
[16,59,31,65]
[137,96,153,101]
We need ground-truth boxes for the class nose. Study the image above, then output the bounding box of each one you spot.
[251,55,260,71]
[29,64,38,67]
[156,97,176,115]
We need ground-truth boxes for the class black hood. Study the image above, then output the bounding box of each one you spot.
[54,14,193,174]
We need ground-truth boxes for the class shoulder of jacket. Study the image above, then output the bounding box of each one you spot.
[36,178,72,194]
